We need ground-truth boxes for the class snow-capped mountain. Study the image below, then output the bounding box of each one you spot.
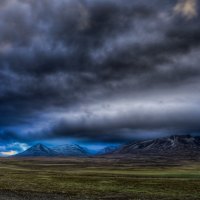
[15,144,58,157]
[52,144,89,157]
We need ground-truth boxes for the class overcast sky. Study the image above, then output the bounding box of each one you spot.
[0,0,200,155]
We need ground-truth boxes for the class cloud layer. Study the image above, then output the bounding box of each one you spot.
[1,0,200,144]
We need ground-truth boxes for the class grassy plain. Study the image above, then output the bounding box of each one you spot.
[0,156,199,199]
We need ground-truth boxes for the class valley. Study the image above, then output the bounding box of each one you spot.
[0,157,199,200]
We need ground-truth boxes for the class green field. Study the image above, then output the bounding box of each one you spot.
[0,157,200,199]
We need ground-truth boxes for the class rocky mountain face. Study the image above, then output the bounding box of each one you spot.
[113,135,200,156]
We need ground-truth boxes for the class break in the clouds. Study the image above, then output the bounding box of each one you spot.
[1,0,200,148]
[0,142,29,156]
[174,0,198,19]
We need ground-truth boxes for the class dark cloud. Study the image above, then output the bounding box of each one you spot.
[0,130,20,143]
[1,0,200,144]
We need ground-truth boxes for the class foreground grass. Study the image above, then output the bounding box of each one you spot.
[0,157,199,199]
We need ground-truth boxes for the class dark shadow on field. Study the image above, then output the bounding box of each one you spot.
[0,190,69,200]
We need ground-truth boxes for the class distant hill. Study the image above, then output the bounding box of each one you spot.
[52,144,88,157]
[15,144,58,157]
[112,135,200,156]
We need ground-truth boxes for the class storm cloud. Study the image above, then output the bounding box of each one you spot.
[1,0,200,145]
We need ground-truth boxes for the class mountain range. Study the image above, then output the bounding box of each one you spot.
[13,135,200,157]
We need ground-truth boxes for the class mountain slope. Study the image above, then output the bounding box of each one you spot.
[113,135,200,156]
[15,144,58,157]
[52,144,88,157]
[97,146,119,155]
